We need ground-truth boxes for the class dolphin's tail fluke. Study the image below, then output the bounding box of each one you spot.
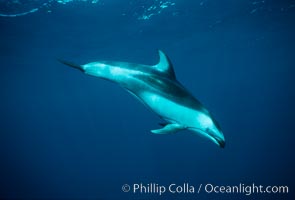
[58,59,84,72]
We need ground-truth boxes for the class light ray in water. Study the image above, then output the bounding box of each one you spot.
[0,0,175,20]
[0,0,54,17]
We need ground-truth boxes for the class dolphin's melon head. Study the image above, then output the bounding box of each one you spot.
[206,118,225,148]
[192,113,225,148]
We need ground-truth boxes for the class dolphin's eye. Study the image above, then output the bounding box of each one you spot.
[204,128,216,139]
[212,118,221,130]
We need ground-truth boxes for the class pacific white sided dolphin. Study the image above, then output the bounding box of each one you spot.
[59,50,225,148]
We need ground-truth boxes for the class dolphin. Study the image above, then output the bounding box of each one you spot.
[59,50,225,148]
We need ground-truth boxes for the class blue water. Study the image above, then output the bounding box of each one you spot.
[0,0,294,199]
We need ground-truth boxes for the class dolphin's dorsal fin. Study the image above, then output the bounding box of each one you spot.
[153,50,176,79]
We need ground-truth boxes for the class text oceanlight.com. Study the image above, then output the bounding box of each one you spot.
[121,183,289,196]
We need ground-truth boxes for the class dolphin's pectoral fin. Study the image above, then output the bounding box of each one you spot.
[151,123,186,134]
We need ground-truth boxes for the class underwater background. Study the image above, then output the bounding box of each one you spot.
[0,0,294,199]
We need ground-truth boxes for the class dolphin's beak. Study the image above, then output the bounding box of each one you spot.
[215,137,226,148]
[191,128,226,148]
[202,128,225,148]
[58,59,84,72]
